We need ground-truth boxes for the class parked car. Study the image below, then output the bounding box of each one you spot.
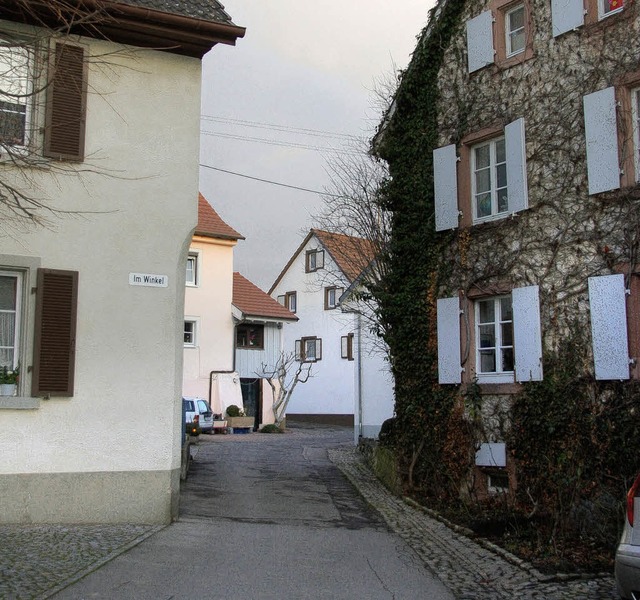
[182,397,214,434]
[616,473,640,599]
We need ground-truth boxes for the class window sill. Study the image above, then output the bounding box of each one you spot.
[0,396,40,410]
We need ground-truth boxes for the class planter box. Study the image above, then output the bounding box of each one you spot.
[0,384,16,396]
[227,416,254,429]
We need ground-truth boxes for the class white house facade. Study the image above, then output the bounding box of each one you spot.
[0,1,244,524]
[269,229,393,434]
[232,272,298,427]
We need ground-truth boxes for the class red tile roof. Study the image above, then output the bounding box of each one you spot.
[195,193,244,240]
[268,229,376,294]
[233,272,298,321]
[312,229,375,283]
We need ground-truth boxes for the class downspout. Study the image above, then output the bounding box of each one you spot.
[356,313,363,445]
[208,316,240,407]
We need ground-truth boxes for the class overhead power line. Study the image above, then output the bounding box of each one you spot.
[201,114,361,142]
[200,129,362,156]
[199,164,343,198]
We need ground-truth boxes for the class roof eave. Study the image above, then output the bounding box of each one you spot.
[0,0,246,58]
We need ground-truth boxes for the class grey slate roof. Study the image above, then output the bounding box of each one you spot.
[114,0,235,25]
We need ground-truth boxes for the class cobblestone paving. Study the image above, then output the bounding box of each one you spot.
[329,446,619,600]
[0,524,161,599]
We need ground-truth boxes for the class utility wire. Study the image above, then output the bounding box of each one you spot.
[200,129,362,156]
[201,114,361,142]
[199,164,343,198]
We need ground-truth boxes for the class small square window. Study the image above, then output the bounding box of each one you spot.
[236,324,264,349]
[487,471,509,494]
[184,320,196,346]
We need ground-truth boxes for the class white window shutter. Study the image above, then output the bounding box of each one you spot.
[588,274,630,380]
[476,442,507,467]
[584,87,620,195]
[437,296,461,384]
[433,144,459,231]
[551,0,584,37]
[466,11,494,73]
[505,118,528,214]
[512,285,543,382]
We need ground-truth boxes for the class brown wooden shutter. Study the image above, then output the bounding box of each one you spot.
[43,42,87,161]
[32,269,78,396]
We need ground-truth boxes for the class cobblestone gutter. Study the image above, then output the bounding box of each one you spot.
[0,524,162,599]
[329,447,618,600]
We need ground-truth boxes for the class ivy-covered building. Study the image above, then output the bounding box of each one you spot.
[374,0,640,530]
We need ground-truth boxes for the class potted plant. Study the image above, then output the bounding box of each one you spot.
[225,404,254,431]
[0,364,19,396]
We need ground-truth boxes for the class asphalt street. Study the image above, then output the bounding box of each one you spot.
[50,425,453,599]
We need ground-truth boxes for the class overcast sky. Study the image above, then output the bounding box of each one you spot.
[200,1,434,290]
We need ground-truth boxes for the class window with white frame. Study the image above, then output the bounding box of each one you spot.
[472,137,508,220]
[600,0,623,18]
[433,118,527,231]
[185,252,198,286]
[487,471,510,493]
[505,4,525,57]
[305,249,324,273]
[0,271,22,372]
[476,295,514,378]
[184,320,197,346]
[295,336,322,362]
[437,285,542,385]
[0,41,32,147]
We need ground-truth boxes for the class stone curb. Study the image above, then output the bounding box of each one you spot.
[36,525,165,600]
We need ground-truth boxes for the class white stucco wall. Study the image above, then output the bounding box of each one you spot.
[0,31,202,523]
[356,324,394,440]
[271,238,357,417]
[183,236,239,413]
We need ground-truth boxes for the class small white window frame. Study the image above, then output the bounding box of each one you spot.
[487,471,510,494]
[0,270,23,371]
[184,319,197,347]
[475,295,514,384]
[471,136,509,223]
[505,4,526,57]
[185,251,199,287]
[599,0,623,19]
[0,41,34,152]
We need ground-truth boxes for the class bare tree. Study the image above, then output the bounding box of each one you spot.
[259,352,312,428]
[0,1,134,231]
[313,141,392,351]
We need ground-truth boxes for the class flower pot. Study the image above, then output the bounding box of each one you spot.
[0,383,16,396]
[227,416,255,430]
